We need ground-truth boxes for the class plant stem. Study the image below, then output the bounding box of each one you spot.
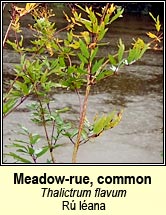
[72,61,92,163]
[72,84,91,163]
[3,20,12,47]
[34,86,56,163]
[75,88,82,119]
[38,99,56,163]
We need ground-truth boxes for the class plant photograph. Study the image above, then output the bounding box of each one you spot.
[2,2,164,164]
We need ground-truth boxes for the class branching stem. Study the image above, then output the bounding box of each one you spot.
[72,62,92,163]
[34,87,56,163]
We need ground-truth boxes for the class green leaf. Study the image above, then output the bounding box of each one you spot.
[89,10,97,24]
[52,144,63,149]
[7,152,32,163]
[59,57,66,67]
[53,113,64,125]
[36,146,49,158]
[90,47,99,61]
[104,14,110,25]
[28,147,35,155]
[97,22,108,41]
[77,67,87,75]
[56,107,70,114]
[98,28,108,41]
[110,8,124,24]
[18,125,29,135]
[103,111,116,129]
[40,70,48,83]
[6,40,18,50]
[81,19,92,32]
[78,53,88,64]
[92,110,122,135]
[79,39,89,59]
[81,129,88,140]
[89,10,98,33]
[70,129,78,138]
[139,44,149,59]
[96,70,114,81]
[3,99,17,115]
[14,139,29,144]
[92,58,105,74]
[13,81,29,95]
[29,134,40,145]
[63,132,72,138]
[67,31,73,42]
[108,110,123,129]
[127,48,137,64]
[93,115,106,135]
[108,54,117,65]
[8,143,28,150]
[16,149,28,153]
[127,38,149,64]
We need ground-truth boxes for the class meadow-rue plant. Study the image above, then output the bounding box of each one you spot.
[3,3,162,163]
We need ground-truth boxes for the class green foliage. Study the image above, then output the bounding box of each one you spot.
[92,110,123,135]
[4,125,49,163]
[3,98,17,115]
[127,38,149,65]
[3,3,162,163]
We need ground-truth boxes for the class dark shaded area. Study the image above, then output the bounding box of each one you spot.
[117,2,164,17]
[68,2,164,17]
